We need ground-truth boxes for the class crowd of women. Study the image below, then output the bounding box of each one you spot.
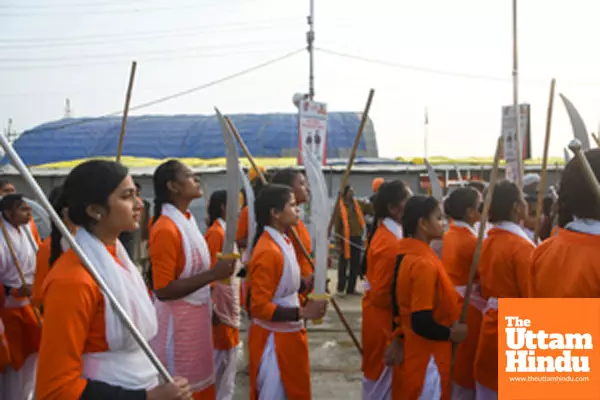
[0,147,597,400]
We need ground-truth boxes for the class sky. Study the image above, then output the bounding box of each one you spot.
[2,0,600,159]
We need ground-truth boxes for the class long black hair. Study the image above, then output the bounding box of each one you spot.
[559,148,600,227]
[444,186,479,222]
[402,195,439,238]
[360,180,410,275]
[208,190,227,227]
[48,185,69,268]
[252,184,293,251]
[63,160,129,230]
[152,159,186,226]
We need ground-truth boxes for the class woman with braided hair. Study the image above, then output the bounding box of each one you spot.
[360,180,412,400]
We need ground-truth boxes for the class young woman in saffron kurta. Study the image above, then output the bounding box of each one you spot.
[361,180,412,400]
[530,149,600,298]
[36,160,191,400]
[247,184,328,400]
[32,185,77,309]
[388,195,467,400]
[0,194,41,400]
[205,190,240,400]
[441,187,483,400]
[474,180,534,400]
[271,169,314,288]
[149,160,235,400]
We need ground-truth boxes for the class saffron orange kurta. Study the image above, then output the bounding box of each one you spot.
[441,222,481,391]
[474,226,533,392]
[362,223,402,382]
[248,232,310,400]
[530,228,600,297]
[36,248,117,399]
[392,238,460,400]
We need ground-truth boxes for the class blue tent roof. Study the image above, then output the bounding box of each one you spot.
[5,113,378,166]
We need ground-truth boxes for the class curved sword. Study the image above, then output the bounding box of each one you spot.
[559,93,591,151]
[563,147,571,165]
[215,107,241,260]
[303,147,329,296]
[424,158,443,201]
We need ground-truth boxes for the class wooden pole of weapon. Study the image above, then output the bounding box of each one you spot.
[327,89,375,235]
[450,136,504,375]
[533,79,556,243]
[225,116,364,354]
[116,61,137,163]
[568,139,600,203]
[0,218,43,327]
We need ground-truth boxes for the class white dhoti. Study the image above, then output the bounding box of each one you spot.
[256,333,286,400]
[452,383,475,400]
[214,345,241,400]
[0,353,37,400]
[362,366,392,400]
[475,382,497,400]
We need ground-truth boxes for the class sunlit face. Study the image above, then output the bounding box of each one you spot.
[91,176,142,234]
[0,184,15,196]
[272,192,299,228]
[292,173,309,204]
[421,205,445,240]
[170,164,203,200]
[6,201,32,226]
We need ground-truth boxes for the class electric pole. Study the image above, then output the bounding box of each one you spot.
[307,0,315,100]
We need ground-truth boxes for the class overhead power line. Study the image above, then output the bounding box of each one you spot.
[25,48,304,133]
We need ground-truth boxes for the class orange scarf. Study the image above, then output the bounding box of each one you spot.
[339,199,365,259]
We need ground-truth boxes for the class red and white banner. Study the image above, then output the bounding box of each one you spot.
[297,99,328,166]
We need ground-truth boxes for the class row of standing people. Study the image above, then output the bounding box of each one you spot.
[361,149,600,400]
[0,159,331,399]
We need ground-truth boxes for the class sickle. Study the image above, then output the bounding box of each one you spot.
[424,158,443,201]
[559,93,591,151]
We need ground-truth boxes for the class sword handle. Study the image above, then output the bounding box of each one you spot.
[217,252,241,284]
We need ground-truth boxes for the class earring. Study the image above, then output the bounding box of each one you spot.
[96,213,101,221]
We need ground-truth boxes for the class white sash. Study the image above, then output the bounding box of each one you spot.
[565,218,600,235]
[494,221,535,246]
[483,297,498,315]
[252,227,303,333]
[0,217,36,289]
[452,220,477,237]
[162,203,211,305]
[76,228,158,390]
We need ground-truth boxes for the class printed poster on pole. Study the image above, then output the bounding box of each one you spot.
[297,99,328,166]
[501,104,531,182]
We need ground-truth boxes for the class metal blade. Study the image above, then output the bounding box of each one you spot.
[303,147,329,295]
[424,158,443,201]
[563,147,571,165]
[215,108,241,254]
[559,93,591,151]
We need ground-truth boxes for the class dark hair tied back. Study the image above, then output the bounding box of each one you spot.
[444,187,479,221]
[402,195,439,238]
[208,190,227,227]
[152,159,184,226]
[63,160,128,229]
[251,184,292,251]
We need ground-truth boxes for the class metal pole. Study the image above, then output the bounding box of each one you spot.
[512,0,524,188]
[0,134,173,384]
[307,0,315,100]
